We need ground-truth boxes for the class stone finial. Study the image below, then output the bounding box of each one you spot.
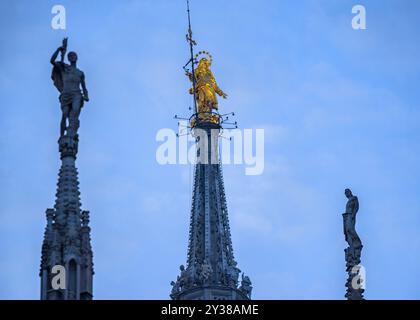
[58,135,78,159]
[81,210,90,227]
[46,208,55,224]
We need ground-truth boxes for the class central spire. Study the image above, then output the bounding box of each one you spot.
[170,0,252,300]
[40,38,93,300]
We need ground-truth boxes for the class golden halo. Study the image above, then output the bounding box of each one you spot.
[194,51,213,65]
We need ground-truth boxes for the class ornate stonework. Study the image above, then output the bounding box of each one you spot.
[171,122,251,300]
[40,39,93,300]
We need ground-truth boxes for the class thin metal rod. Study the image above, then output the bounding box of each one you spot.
[186,0,198,115]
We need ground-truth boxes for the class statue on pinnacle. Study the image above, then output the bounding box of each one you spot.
[170,0,250,300]
[343,188,362,252]
[185,51,227,125]
[41,38,94,300]
[342,188,365,300]
[51,38,89,140]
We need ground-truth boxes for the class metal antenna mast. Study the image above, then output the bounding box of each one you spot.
[185,0,198,115]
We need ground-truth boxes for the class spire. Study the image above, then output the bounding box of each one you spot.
[171,124,251,300]
[42,38,93,300]
[40,135,93,300]
[170,1,251,300]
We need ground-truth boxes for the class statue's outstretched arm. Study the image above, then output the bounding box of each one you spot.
[208,70,227,98]
[50,47,62,65]
[185,70,194,82]
[81,72,89,102]
[212,77,227,99]
[185,70,195,94]
[215,86,227,98]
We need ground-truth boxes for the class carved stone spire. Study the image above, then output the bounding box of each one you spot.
[171,121,251,300]
[41,38,93,300]
[172,4,250,299]
[40,135,93,300]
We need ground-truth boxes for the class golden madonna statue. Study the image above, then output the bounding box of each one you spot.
[186,51,227,126]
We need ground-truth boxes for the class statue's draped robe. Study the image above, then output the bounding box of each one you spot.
[195,67,220,113]
[190,63,225,125]
[344,196,362,251]
[51,62,85,137]
[51,62,84,108]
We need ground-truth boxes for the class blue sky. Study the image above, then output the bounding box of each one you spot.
[1,0,420,299]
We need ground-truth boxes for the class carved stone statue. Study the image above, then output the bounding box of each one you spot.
[170,280,181,299]
[186,51,227,124]
[239,273,252,299]
[178,264,188,288]
[226,262,241,288]
[342,188,364,300]
[343,188,362,252]
[199,259,213,284]
[51,38,89,139]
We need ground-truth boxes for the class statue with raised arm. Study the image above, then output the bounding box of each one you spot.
[185,51,227,125]
[50,38,89,139]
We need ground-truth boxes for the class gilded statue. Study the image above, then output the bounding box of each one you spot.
[185,51,227,125]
